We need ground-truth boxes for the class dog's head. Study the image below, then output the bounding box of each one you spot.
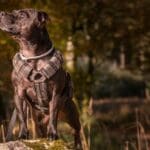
[0,9,48,38]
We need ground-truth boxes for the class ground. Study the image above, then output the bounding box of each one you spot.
[0,139,73,150]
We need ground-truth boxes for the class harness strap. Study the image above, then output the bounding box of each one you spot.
[13,53,33,79]
[34,81,49,106]
[35,104,48,113]
[40,50,64,79]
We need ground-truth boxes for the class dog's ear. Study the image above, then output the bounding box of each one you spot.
[38,11,49,24]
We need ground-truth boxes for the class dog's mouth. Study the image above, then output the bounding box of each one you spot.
[0,24,20,35]
[0,16,20,35]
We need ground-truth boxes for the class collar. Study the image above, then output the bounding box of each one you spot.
[19,44,54,61]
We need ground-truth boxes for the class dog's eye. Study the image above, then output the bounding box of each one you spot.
[19,12,29,18]
[20,13,26,18]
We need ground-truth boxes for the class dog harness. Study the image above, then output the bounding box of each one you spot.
[12,47,64,107]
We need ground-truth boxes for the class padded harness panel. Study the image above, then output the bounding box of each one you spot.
[12,49,64,107]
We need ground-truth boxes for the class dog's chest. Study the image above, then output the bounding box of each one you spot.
[12,50,64,107]
[28,59,48,70]
[26,83,53,105]
[36,59,50,71]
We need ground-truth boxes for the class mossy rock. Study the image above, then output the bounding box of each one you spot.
[23,139,73,150]
[0,141,32,150]
[0,139,73,150]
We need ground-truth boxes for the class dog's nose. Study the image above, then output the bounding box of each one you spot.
[0,11,5,17]
[0,12,5,21]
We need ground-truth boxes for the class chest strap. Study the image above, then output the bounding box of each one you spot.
[40,50,63,79]
[13,53,33,79]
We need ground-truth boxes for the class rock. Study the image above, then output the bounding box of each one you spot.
[0,139,72,150]
[24,139,71,150]
[0,141,33,150]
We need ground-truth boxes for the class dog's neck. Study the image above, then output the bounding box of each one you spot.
[15,27,52,57]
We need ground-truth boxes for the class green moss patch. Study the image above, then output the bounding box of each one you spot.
[23,139,72,150]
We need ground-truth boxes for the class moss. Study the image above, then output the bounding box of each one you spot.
[23,139,73,150]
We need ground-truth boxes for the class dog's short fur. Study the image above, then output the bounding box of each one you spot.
[0,9,81,148]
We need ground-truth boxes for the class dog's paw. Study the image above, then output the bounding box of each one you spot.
[75,143,83,150]
[5,135,13,142]
[48,133,59,141]
[18,129,29,140]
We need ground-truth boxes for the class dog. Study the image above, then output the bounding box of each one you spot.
[0,9,81,149]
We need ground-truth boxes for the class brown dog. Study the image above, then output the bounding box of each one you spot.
[0,9,81,148]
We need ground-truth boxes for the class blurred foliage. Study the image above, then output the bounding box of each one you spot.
[92,62,146,98]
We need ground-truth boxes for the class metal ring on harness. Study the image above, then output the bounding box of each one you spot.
[30,71,46,83]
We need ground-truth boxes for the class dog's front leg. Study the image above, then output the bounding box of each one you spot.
[47,92,61,141]
[14,87,28,139]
